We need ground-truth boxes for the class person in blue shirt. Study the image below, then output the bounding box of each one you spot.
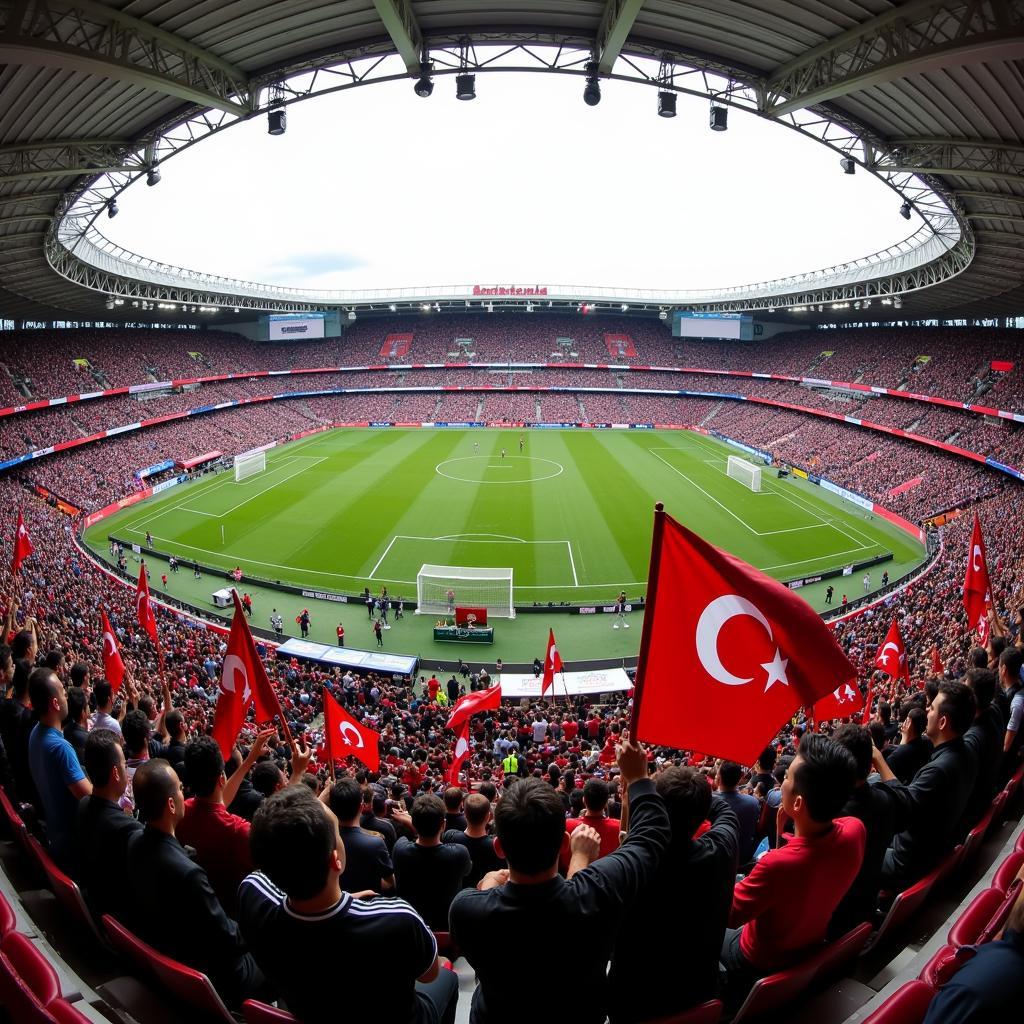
[717,760,761,866]
[27,667,92,869]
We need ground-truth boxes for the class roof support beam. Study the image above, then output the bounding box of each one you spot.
[0,0,252,116]
[873,138,1024,187]
[0,139,144,186]
[765,0,1024,116]
[595,0,645,74]
[372,0,423,73]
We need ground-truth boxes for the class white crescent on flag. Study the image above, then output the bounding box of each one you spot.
[221,653,252,704]
[695,594,790,692]
[102,631,117,658]
[879,641,900,667]
[337,721,365,749]
[453,734,470,759]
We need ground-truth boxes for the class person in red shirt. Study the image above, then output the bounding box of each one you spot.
[559,778,621,872]
[336,622,344,647]
[720,733,865,1012]
[562,718,578,743]
[427,675,440,702]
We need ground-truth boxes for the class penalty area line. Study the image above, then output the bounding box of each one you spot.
[367,536,399,580]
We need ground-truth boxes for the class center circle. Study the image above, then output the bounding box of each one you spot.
[435,455,565,484]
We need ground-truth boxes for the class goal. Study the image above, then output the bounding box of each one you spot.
[416,565,515,619]
[234,450,266,482]
[727,455,762,492]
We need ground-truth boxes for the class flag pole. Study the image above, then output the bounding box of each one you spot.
[629,502,665,738]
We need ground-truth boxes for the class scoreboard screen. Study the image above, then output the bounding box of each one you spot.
[266,312,326,340]
[673,312,753,341]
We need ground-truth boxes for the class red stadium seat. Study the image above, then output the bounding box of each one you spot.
[946,887,1005,947]
[0,889,16,938]
[730,953,820,1023]
[976,878,1022,945]
[988,789,1008,828]
[993,851,1024,893]
[960,807,995,866]
[101,915,155,981]
[864,857,948,954]
[645,999,723,1024]
[46,1000,93,1024]
[918,943,973,988]
[26,834,107,945]
[862,980,937,1024]
[809,922,873,985]
[0,931,61,1007]
[432,930,461,960]
[0,786,26,839]
[243,1000,299,1023]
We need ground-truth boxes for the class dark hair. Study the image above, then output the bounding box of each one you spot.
[327,778,363,821]
[464,793,490,827]
[0,645,12,677]
[965,668,997,712]
[184,736,225,798]
[656,766,712,841]
[252,760,283,797]
[411,794,446,839]
[718,761,742,789]
[989,635,1007,660]
[12,659,31,699]
[924,678,940,704]
[568,789,585,816]
[867,721,886,750]
[11,629,34,661]
[443,786,464,812]
[93,679,113,709]
[478,781,497,803]
[878,701,892,724]
[935,681,976,736]
[65,686,88,726]
[28,667,58,714]
[69,662,90,688]
[166,709,185,739]
[831,724,873,781]
[967,647,988,669]
[999,647,1024,683]
[133,759,178,823]
[84,729,122,787]
[582,778,609,812]
[757,746,777,773]
[44,650,63,672]
[122,709,151,756]
[906,706,927,738]
[250,787,335,901]
[791,733,856,823]
[494,778,566,874]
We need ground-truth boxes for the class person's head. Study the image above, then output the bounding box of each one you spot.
[464,792,491,830]
[781,733,856,825]
[756,746,777,774]
[478,781,497,803]
[28,667,65,723]
[717,761,742,791]
[65,686,88,727]
[998,647,1024,692]
[184,736,226,799]
[989,635,1007,662]
[68,661,90,690]
[867,720,886,750]
[443,786,465,814]
[133,759,184,828]
[166,709,185,741]
[84,729,127,797]
[967,646,988,670]
[927,681,976,743]
[964,667,997,714]
[327,777,363,824]
[11,628,36,663]
[831,724,873,783]
[905,706,927,740]
[0,645,13,687]
[655,766,712,842]
[582,777,609,814]
[252,760,286,797]
[93,679,113,712]
[122,710,151,758]
[411,794,446,840]
[493,777,567,876]
[250,786,343,901]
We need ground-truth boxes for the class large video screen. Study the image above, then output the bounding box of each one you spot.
[673,312,753,341]
[267,313,326,340]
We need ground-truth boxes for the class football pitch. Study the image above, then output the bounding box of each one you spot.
[86,427,926,616]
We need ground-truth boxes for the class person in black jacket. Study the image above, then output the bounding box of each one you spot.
[960,668,1005,832]
[873,681,978,889]
[884,706,931,784]
[75,729,142,920]
[61,686,89,766]
[608,766,739,1023]
[124,759,270,1008]
[450,732,669,1024]
[163,709,187,780]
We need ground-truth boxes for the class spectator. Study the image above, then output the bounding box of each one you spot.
[960,668,1004,831]
[239,786,457,1024]
[884,706,931,784]
[361,791,398,852]
[560,777,621,871]
[999,647,1024,771]
[62,685,89,765]
[442,792,506,889]
[392,794,471,929]
[443,786,467,832]
[717,760,761,866]
[326,777,394,894]
[89,679,123,739]
[608,767,740,1023]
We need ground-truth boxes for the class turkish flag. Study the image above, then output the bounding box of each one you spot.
[632,511,857,764]
[10,511,34,575]
[861,684,874,726]
[100,610,126,694]
[963,514,992,641]
[541,628,564,695]
[211,592,286,759]
[447,684,502,732]
[136,563,158,644]
[322,687,380,772]
[447,721,471,786]
[931,645,944,678]
[875,617,909,681]
[813,681,865,722]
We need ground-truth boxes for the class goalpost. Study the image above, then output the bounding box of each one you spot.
[727,455,762,492]
[416,565,515,619]
[234,450,266,482]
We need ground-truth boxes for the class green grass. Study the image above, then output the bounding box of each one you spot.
[86,427,925,618]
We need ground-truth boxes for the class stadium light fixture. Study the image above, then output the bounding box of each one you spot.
[620,303,629,311]
[526,302,534,312]
[267,109,286,136]
[900,201,912,220]
[583,61,601,107]
[415,60,434,98]
[657,91,677,118]
[106,198,118,218]
[839,156,856,174]
[659,310,668,320]
[146,166,161,187]
[893,296,903,308]
[347,310,357,321]
[709,104,728,131]
[456,73,476,100]
[389,303,397,312]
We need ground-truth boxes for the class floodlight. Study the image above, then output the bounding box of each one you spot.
[621,303,629,311]
[583,62,601,106]
[146,167,161,187]
[415,61,434,98]
[659,310,668,320]
[893,296,903,308]
[709,104,728,131]
[840,156,855,174]
[389,303,397,312]
[107,199,118,218]
[900,201,912,220]
[657,91,677,118]
[456,73,476,100]
[348,310,356,321]
[267,109,286,136]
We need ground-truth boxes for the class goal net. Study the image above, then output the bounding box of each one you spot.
[234,450,266,482]
[727,455,762,492]
[416,565,515,619]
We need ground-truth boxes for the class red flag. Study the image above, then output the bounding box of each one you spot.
[446,684,502,732]
[541,628,564,696]
[211,592,286,759]
[447,721,471,786]
[861,684,874,726]
[812,681,865,722]
[136,563,158,644]
[10,511,33,575]
[930,644,944,678]
[875,617,909,682]
[322,687,380,773]
[100,610,126,694]
[963,514,992,641]
[632,510,857,764]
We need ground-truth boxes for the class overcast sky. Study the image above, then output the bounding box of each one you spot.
[103,71,917,294]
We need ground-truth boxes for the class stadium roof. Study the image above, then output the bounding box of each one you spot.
[1,1,1023,326]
